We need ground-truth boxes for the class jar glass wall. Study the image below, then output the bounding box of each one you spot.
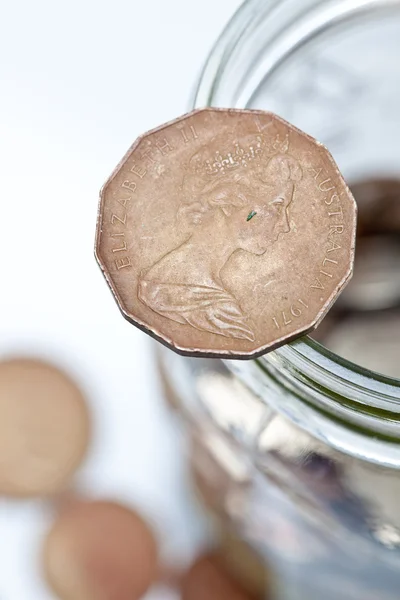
[159,1,400,598]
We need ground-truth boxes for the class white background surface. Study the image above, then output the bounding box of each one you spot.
[0,0,242,598]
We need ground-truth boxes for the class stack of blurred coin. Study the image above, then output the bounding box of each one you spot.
[312,178,400,378]
[0,355,260,599]
[42,496,261,600]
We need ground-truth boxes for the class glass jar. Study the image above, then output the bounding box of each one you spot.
[159,1,400,598]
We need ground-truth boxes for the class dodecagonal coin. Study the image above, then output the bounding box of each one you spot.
[95,108,356,359]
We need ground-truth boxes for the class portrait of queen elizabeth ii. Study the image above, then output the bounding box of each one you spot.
[138,131,303,342]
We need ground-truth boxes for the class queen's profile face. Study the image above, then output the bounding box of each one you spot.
[137,141,303,343]
[221,179,294,256]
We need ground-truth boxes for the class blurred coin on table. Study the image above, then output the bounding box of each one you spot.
[0,358,90,497]
[42,500,158,600]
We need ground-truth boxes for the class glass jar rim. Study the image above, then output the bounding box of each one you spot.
[192,0,400,434]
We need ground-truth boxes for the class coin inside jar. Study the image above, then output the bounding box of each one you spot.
[322,179,400,314]
[312,177,400,376]
[0,358,90,497]
[315,311,400,379]
[42,500,158,600]
[334,234,400,312]
[350,178,400,236]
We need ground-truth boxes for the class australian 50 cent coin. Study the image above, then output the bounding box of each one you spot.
[95,108,356,359]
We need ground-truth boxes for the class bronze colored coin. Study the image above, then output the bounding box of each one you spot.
[42,500,158,600]
[95,109,356,359]
[0,358,90,497]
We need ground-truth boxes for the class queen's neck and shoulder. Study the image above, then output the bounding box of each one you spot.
[141,239,222,290]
